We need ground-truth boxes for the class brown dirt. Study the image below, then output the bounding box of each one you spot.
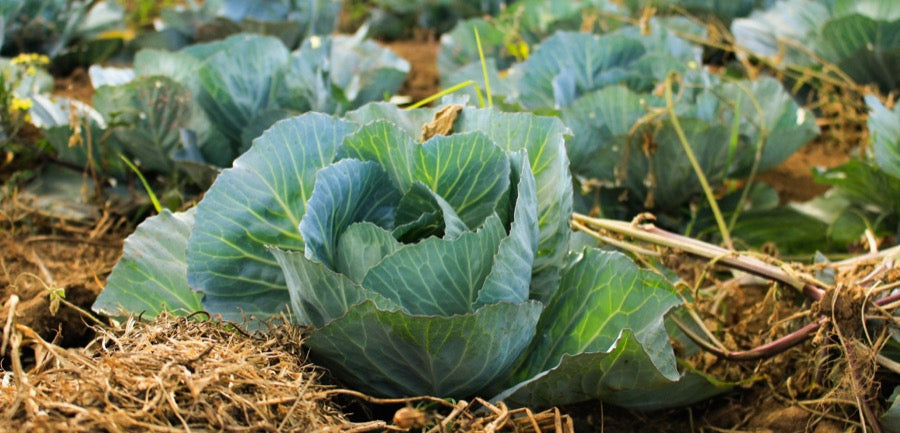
[382,38,441,104]
[0,196,126,348]
[758,139,853,203]
[52,67,94,103]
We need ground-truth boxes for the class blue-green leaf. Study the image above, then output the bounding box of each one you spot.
[884,386,900,433]
[194,34,289,151]
[562,86,646,181]
[270,247,400,328]
[187,113,356,322]
[344,102,437,138]
[498,248,682,408]
[339,120,418,192]
[93,209,201,319]
[476,151,538,307]
[415,132,510,229]
[307,300,542,397]
[341,121,511,231]
[300,159,402,268]
[866,95,900,179]
[362,215,506,316]
[335,222,403,284]
[714,77,819,174]
[731,0,829,68]
[516,32,646,110]
[455,108,573,302]
[395,182,468,240]
[93,76,197,174]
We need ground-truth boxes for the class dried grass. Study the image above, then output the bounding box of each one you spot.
[0,308,347,432]
[0,302,572,433]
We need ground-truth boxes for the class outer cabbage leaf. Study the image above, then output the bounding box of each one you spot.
[639,0,774,22]
[495,248,682,408]
[709,77,818,173]
[343,102,436,138]
[331,34,410,109]
[815,160,900,216]
[92,76,198,174]
[562,86,646,182]
[565,72,817,220]
[278,34,409,114]
[88,65,135,88]
[866,95,900,179]
[187,113,356,321]
[28,95,122,175]
[194,34,289,153]
[438,18,508,77]
[270,247,401,328]
[833,0,900,21]
[220,0,340,48]
[93,209,201,319]
[515,32,646,110]
[731,0,829,68]
[631,119,733,211]
[884,386,900,433]
[818,14,900,93]
[732,0,900,94]
[133,49,202,90]
[307,300,542,397]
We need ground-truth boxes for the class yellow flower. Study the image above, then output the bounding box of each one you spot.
[10,53,50,66]
[11,97,32,112]
[26,66,36,76]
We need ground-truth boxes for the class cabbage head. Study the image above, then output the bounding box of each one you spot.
[95,104,704,406]
[268,120,545,396]
[96,104,574,397]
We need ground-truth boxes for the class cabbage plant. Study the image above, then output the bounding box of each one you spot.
[133,0,341,51]
[732,0,899,94]
[1,0,125,70]
[94,104,709,408]
[77,32,408,179]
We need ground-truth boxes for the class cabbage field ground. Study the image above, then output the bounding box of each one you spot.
[0,1,898,432]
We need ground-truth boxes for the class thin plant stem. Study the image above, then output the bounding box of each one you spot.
[571,213,827,300]
[570,219,660,257]
[725,81,768,232]
[474,26,492,108]
[664,72,733,249]
[407,80,484,109]
[672,315,826,361]
[118,153,162,213]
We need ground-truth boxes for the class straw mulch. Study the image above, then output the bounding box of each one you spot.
[0,297,572,433]
[1,303,347,432]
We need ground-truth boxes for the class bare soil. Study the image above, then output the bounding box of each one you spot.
[382,37,441,104]
[757,140,852,202]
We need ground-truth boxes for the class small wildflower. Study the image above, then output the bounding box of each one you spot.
[11,97,32,112]
[11,53,49,66]
[26,66,36,76]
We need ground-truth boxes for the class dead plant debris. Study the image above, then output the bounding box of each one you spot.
[0,310,350,432]
[0,304,572,433]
